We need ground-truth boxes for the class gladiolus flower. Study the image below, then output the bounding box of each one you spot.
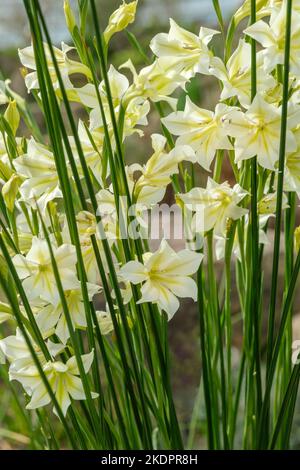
[162,98,234,170]
[179,178,248,236]
[14,138,62,212]
[10,350,97,416]
[19,42,91,93]
[13,237,79,304]
[209,40,276,107]
[120,239,203,318]
[224,94,297,170]
[150,18,219,79]
[135,133,196,192]
[244,3,300,76]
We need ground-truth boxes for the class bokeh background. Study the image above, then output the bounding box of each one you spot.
[2,0,300,449]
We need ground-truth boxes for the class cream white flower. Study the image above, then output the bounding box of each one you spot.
[120,239,203,318]
[77,65,150,136]
[244,3,300,76]
[19,42,91,93]
[104,1,138,44]
[233,0,271,25]
[121,58,187,108]
[13,237,79,304]
[36,283,101,344]
[77,64,129,110]
[9,349,97,416]
[135,133,196,192]
[0,328,64,369]
[150,18,219,79]
[179,178,248,236]
[224,94,297,170]
[14,138,62,212]
[209,40,276,107]
[162,98,234,171]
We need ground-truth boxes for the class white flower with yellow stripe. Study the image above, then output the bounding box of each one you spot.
[121,58,187,109]
[13,237,79,304]
[224,94,298,170]
[14,138,62,213]
[120,239,203,318]
[150,18,219,79]
[244,2,300,76]
[162,98,234,171]
[9,349,97,416]
[179,178,248,236]
[36,283,101,344]
[209,40,276,107]
[19,42,91,93]
[134,133,196,193]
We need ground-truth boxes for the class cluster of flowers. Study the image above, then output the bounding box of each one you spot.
[0,0,299,416]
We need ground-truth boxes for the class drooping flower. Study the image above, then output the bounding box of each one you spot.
[13,237,79,304]
[162,98,234,170]
[120,239,203,318]
[178,178,248,236]
[150,18,219,79]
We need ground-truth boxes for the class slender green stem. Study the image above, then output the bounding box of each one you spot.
[266,0,293,370]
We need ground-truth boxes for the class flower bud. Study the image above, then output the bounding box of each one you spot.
[64,0,77,34]
[104,1,138,44]
[4,100,20,135]
[2,174,22,212]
